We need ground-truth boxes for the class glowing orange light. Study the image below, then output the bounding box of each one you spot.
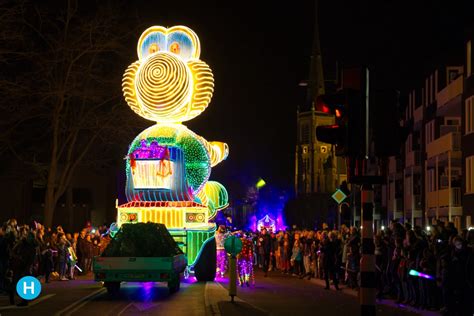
[335,109,342,118]
[170,42,180,54]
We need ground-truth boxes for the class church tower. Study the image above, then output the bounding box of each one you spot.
[295,0,347,196]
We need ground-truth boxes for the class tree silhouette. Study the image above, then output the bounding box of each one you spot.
[0,0,146,226]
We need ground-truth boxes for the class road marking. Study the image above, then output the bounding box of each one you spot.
[54,287,106,316]
[0,294,56,311]
[206,282,259,315]
[116,303,133,316]
[204,282,221,316]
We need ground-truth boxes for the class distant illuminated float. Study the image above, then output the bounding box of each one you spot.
[257,215,276,232]
[116,25,229,267]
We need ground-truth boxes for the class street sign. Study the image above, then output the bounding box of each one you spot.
[224,235,242,256]
[332,188,347,204]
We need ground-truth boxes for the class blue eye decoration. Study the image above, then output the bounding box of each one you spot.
[167,31,194,60]
[137,26,201,61]
[140,31,166,60]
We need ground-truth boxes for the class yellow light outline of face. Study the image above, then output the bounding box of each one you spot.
[137,25,200,60]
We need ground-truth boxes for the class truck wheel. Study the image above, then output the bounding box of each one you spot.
[105,282,121,295]
[168,274,180,294]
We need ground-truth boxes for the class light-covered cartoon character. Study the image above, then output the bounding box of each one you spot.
[119,25,229,233]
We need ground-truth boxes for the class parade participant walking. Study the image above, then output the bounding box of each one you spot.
[215,225,228,278]
[237,233,255,287]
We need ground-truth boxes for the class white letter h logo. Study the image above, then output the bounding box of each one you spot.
[23,281,35,295]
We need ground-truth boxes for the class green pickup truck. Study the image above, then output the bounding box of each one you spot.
[93,254,186,294]
[93,223,187,294]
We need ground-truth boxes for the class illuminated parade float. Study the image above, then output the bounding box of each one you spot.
[116,25,229,270]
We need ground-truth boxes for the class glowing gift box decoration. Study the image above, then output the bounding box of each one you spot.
[131,160,174,189]
[115,25,230,266]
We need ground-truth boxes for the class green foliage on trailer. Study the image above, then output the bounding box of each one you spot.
[102,222,183,257]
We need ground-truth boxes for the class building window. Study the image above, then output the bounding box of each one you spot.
[301,124,310,143]
[405,177,411,195]
[405,134,412,153]
[430,74,434,103]
[445,117,460,126]
[467,156,474,194]
[468,40,472,78]
[448,68,460,83]
[425,120,435,144]
[466,97,474,135]
[427,169,436,192]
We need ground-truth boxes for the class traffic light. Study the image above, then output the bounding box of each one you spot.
[315,89,366,157]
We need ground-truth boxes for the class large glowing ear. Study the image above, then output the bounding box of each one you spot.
[166,25,201,61]
[137,26,167,60]
[184,59,214,121]
[122,60,142,116]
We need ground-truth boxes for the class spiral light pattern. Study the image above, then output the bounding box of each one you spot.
[136,52,191,120]
[123,52,214,123]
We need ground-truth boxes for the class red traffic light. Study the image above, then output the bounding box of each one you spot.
[316,95,345,117]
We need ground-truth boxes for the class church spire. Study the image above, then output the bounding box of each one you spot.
[307,0,325,109]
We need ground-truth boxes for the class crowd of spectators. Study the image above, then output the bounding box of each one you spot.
[2,216,473,315]
[251,220,474,316]
[0,218,110,306]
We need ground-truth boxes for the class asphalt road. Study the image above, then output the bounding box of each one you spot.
[0,275,206,316]
[216,270,438,316]
[0,271,439,316]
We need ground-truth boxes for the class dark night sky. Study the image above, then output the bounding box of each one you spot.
[117,1,474,192]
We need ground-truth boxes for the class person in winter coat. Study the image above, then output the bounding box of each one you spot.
[321,231,340,290]
[346,227,360,289]
[258,228,273,277]
[300,231,314,280]
[280,232,291,274]
[290,239,303,276]
[9,231,37,306]
[40,235,54,283]
[446,236,474,316]
[57,233,71,281]
[83,235,94,274]
[77,230,87,275]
